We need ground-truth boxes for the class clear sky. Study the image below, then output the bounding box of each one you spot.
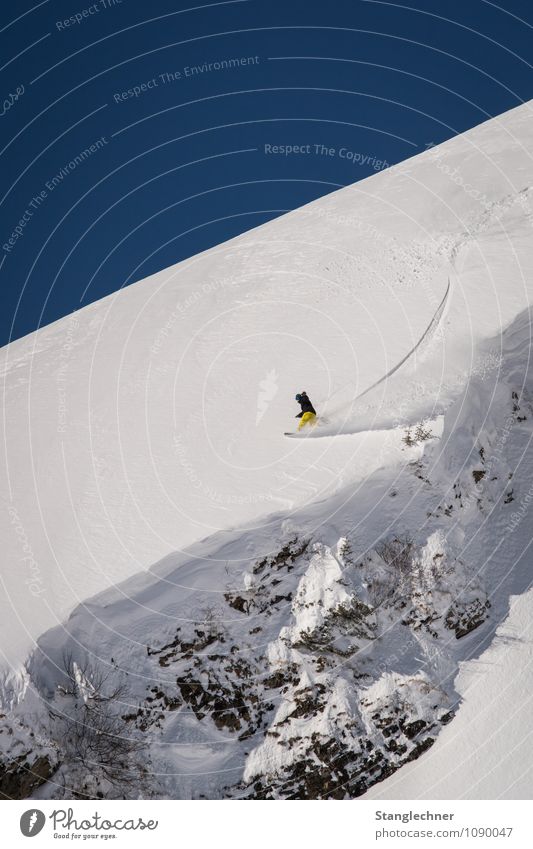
[1,0,532,345]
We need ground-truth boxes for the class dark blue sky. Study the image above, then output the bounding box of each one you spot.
[1,0,532,345]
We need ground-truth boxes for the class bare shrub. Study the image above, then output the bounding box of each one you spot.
[414,421,433,442]
[200,606,226,640]
[50,653,149,799]
[402,427,416,447]
[403,421,433,447]
[375,533,416,580]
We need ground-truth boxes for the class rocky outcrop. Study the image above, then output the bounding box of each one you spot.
[0,753,57,799]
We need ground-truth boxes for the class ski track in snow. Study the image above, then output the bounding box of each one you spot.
[334,276,451,411]
[286,275,452,439]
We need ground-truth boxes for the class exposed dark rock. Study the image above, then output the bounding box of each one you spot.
[252,538,310,575]
[439,711,454,725]
[401,718,428,739]
[446,598,491,638]
[0,753,57,800]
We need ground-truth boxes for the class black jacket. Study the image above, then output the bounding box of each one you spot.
[296,393,317,417]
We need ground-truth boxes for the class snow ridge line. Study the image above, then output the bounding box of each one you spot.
[351,276,451,405]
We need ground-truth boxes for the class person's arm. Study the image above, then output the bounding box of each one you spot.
[295,411,303,418]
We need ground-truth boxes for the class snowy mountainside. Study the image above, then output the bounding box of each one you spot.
[4,306,533,800]
[2,103,532,686]
[1,101,533,799]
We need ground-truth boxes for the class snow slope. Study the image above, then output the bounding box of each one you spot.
[16,304,533,800]
[1,100,533,799]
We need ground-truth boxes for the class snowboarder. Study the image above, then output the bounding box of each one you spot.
[295,392,317,430]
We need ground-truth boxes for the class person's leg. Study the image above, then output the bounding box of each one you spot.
[298,412,316,430]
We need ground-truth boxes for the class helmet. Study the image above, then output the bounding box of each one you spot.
[295,394,302,401]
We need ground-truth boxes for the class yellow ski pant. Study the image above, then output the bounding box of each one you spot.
[298,412,317,430]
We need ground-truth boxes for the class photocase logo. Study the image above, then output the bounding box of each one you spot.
[256,369,278,425]
[20,809,46,837]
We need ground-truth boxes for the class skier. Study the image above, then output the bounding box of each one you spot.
[295,391,317,431]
